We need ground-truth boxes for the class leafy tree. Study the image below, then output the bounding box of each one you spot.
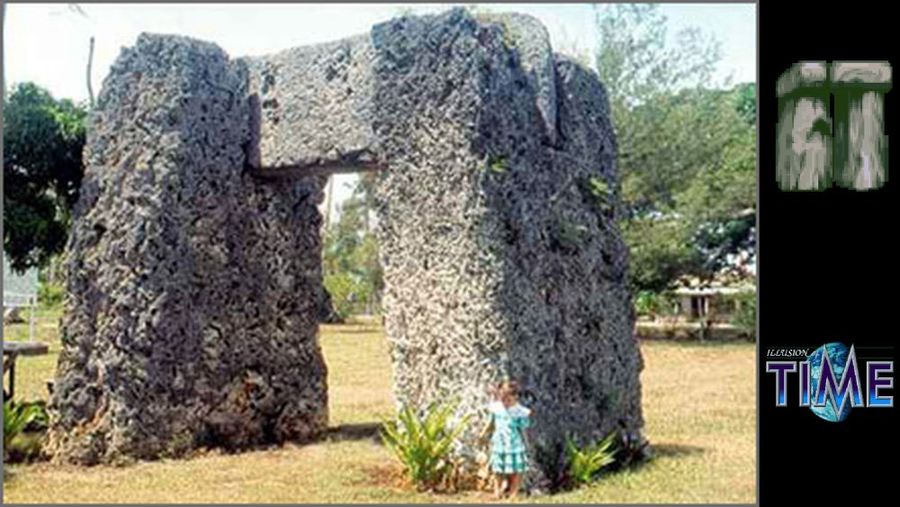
[322,178,383,318]
[621,86,756,289]
[733,82,756,125]
[594,4,722,214]
[4,83,86,271]
[676,112,756,279]
[622,215,698,293]
[593,5,756,291]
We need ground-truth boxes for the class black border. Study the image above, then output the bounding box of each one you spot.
[759,1,898,504]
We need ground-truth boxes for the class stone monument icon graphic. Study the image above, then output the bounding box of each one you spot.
[776,61,891,191]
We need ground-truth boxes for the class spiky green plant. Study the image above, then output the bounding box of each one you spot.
[381,401,470,491]
[3,400,46,456]
[587,177,611,199]
[488,156,509,174]
[565,431,619,486]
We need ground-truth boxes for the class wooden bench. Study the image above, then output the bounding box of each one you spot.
[3,341,50,400]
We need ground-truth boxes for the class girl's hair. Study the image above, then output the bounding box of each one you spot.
[497,380,519,398]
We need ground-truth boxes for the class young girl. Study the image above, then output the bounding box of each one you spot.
[481,380,532,500]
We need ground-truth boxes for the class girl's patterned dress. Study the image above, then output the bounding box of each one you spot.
[488,400,532,474]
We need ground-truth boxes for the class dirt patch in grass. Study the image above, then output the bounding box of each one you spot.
[356,463,501,503]
[357,463,411,490]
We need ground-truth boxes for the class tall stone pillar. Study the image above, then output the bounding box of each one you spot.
[367,10,643,485]
[777,61,891,191]
[48,34,328,465]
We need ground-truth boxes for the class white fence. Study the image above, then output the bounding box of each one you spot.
[3,258,39,342]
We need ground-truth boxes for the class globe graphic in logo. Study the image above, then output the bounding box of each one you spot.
[807,342,852,422]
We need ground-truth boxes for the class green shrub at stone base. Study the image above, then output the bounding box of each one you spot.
[3,400,48,462]
[564,431,618,487]
[381,401,470,492]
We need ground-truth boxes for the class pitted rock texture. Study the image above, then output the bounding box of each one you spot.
[52,8,643,482]
[49,34,328,464]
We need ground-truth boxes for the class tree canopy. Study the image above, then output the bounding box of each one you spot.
[594,4,756,291]
[3,82,87,271]
[322,177,384,319]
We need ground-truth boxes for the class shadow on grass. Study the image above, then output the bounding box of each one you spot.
[603,442,706,475]
[327,422,385,444]
[576,442,707,488]
[651,442,706,458]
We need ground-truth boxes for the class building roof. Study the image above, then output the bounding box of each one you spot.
[673,286,753,297]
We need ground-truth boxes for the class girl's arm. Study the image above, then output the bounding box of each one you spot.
[517,409,532,447]
[478,415,494,444]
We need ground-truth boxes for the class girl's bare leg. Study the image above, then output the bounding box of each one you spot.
[507,474,521,500]
[493,474,506,499]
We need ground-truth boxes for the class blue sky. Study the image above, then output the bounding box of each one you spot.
[4,3,755,216]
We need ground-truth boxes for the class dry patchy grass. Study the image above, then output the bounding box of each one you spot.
[3,310,755,503]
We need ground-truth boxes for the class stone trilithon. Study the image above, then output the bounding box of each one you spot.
[49,8,644,483]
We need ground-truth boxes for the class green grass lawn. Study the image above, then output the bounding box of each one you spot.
[3,309,756,503]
